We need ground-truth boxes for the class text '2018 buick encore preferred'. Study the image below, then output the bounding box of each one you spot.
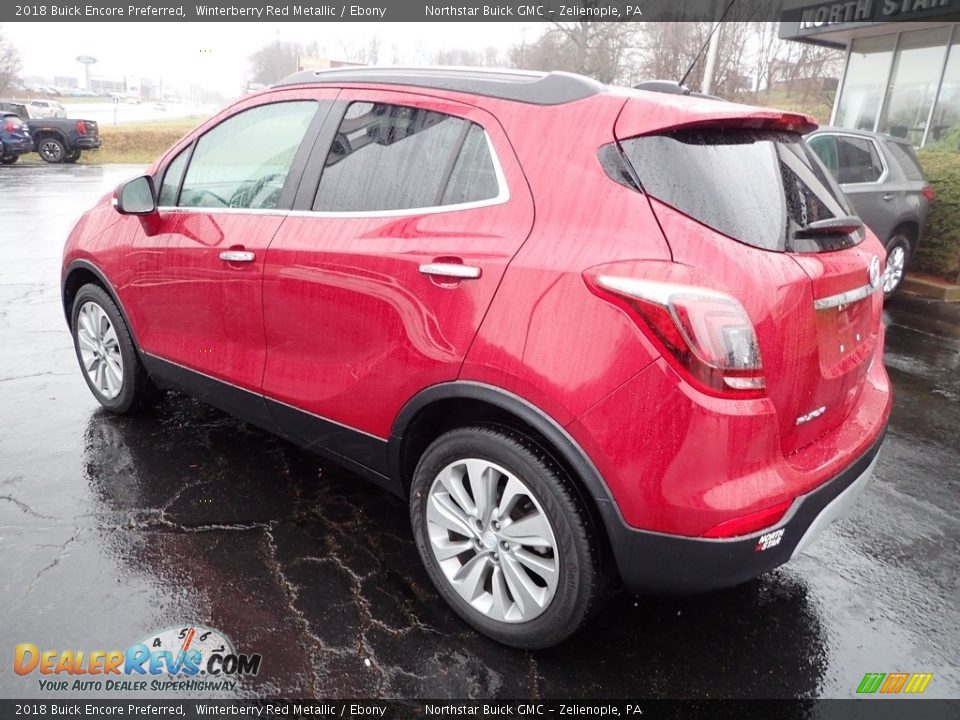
[62,68,891,649]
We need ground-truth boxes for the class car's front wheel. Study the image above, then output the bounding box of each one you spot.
[70,284,154,413]
[410,426,604,648]
[883,234,912,297]
[1,154,18,165]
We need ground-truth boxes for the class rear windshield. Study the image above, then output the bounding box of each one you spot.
[886,141,925,181]
[616,128,859,253]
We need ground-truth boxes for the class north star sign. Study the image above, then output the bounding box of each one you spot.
[781,0,959,34]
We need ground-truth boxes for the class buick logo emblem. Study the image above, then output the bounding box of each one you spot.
[869,256,881,289]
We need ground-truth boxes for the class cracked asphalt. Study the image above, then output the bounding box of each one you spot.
[1,164,958,699]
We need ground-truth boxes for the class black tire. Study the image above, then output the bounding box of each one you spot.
[883,233,912,297]
[410,425,604,649]
[1,154,18,165]
[70,284,155,414]
[64,150,81,163]
[37,137,66,163]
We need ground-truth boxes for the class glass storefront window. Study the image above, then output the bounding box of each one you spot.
[927,27,960,148]
[878,27,952,146]
[835,35,896,132]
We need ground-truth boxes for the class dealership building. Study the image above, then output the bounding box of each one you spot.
[780,1,960,147]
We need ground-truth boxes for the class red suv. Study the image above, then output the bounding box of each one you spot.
[62,68,891,648]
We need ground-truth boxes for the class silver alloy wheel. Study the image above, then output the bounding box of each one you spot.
[425,458,559,623]
[76,301,124,400]
[883,244,906,294]
[39,139,63,162]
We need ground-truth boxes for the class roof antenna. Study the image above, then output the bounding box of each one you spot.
[679,0,737,89]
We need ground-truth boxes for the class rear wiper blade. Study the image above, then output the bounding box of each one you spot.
[794,216,863,237]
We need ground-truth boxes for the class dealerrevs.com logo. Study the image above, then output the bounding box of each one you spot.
[14,626,261,693]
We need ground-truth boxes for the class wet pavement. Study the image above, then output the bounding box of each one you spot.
[1,163,958,700]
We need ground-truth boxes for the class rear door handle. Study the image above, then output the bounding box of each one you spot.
[419,263,481,280]
[219,250,255,263]
[882,193,895,201]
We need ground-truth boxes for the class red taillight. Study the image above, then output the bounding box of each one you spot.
[588,276,766,398]
[76,121,87,135]
[701,499,792,538]
[922,185,935,203]
[4,122,15,133]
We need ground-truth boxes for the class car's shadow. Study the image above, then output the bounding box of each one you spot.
[82,392,829,700]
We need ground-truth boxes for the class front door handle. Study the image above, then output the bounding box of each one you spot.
[882,193,895,202]
[419,262,481,280]
[219,250,255,263]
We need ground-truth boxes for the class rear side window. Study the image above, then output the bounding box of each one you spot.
[835,136,884,183]
[886,141,925,181]
[616,128,856,253]
[313,102,501,213]
[179,101,317,210]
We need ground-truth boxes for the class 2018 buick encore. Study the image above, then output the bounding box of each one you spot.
[62,68,891,648]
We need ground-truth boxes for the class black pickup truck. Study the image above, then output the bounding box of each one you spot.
[0,100,101,163]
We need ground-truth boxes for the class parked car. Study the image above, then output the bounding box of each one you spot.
[0,99,102,163]
[25,99,67,119]
[61,68,891,648]
[806,127,933,296]
[0,112,34,164]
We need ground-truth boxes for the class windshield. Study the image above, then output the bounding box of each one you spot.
[617,128,860,253]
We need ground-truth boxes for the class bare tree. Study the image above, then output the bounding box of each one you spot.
[248,40,305,85]
[431,46,504,68]
[509,22,640,84]
[0,26,22,95]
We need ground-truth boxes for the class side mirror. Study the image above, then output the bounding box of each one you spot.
[115,175,157,215]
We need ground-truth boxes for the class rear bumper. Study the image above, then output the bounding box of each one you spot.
[75,137,101,150]
[2,137,32,153]
[599,427,885,594]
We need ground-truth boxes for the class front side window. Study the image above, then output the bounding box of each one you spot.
[178,101,317,210]
[157,147,189,207]
[835,136,883,184]
[313,101,501,213]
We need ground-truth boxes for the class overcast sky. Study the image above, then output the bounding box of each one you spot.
[8,22,535,95]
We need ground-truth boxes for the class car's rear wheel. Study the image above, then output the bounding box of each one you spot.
[1,154,18,165]
[70,284,154,413]
[883,234,912,297]
[410,426,603,649]
[38,137,66,163]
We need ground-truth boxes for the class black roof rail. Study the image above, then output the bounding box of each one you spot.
[274,66,605,106]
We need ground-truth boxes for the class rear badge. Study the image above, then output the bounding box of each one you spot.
[795,405,827,426]
[756,529,785,552]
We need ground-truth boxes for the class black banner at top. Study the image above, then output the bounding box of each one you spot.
[4,0,960,23]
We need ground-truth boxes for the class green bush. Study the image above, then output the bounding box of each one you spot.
[915,149,960,284]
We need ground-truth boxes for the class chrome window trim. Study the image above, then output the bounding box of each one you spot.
[157,128,510,218]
